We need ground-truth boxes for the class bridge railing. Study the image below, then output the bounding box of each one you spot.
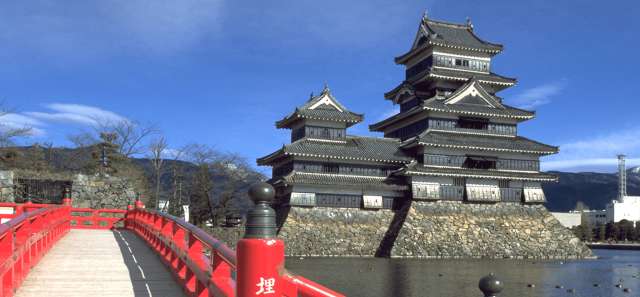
[70,208,127,230]
[0,205,70,297]
[0,184,344,297]
[0,202,127,230]
[126,208,238,296]
[124,183,344,297]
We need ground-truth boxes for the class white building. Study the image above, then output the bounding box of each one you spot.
[581,209,608,226]
[606,196,640,223]
[604,155,640,224]
[551,211,582,228]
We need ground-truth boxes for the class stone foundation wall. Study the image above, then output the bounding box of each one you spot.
[210,226,244,250]
[215,201,591,259]
[0,170,136,209]
[278,207,396,257]
[71,174,137,209]
[391,201,592,259]
[0,171,14,202]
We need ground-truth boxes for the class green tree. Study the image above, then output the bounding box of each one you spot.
[618,220,635,241]
[597,224,607,242]
[605,222,620,241]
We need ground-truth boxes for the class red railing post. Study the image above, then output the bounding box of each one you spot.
[237,183,284,297]
[62,187,72,207]
[0,227,14,297]
[134,193,145,209]
[186,232,208,297]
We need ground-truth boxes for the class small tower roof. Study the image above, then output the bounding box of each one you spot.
[276,85,364,129]
[395,16,503,64]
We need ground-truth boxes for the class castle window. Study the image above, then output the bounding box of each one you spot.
[453,177,466,187]
[455,59,469,67]
[434,55,489,72]
[463,156,497,169]
[457,117,489,130]
[321,164,339,174]
[304,126,346,140]
[316,194,362,208]
[321,128,330,138]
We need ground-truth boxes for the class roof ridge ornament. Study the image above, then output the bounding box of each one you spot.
[322,83,331,94]
[422,9,428,21]
[466,17,474,31]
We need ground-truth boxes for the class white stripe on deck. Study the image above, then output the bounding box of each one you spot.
[15,229,186,297]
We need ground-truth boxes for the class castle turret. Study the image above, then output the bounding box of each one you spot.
[370,15,558,203]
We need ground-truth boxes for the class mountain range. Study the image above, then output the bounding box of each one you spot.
[543,168,640,211]
[0,145,632,213]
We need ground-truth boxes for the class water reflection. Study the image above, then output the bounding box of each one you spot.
[286,250,640,297]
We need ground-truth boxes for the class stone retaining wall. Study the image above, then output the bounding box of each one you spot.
[0,170,136,209]
[391,201,592,259]
[210,226,244,250]
[212,201,592,259]
[71,174,136,209]
[0,171,14,202]
[278,207,396,257]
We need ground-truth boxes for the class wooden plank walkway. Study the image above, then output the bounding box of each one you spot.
[15,229,186,297]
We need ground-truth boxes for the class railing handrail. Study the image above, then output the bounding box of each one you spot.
[0,203,70,297]
[145,208,238,267]
[0,206,54,233]
[1,192,344,297]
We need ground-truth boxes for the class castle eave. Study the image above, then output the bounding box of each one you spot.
[401,166,558,182]
[417,142,557,155]
[281,171,409,191]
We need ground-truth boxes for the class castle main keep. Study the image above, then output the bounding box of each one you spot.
[252,14,591,258]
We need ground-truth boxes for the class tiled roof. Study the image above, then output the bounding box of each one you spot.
[423,19,503,52]
[369,99,533,132]
[257,136,413,165]
[422,99,534,120]
[276,86,363,128]
[402,130,558,155]
[395,18,503,64]
[417,67,516,86]
[395,162,558,181]
[277,171,408,191]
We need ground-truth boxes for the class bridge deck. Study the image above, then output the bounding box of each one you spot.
[15,229,186,297]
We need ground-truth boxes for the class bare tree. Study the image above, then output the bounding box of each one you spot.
[95,119,158,157]
[148,136,168,210]
[67,132,99,148]
[182,144,221,226]
[0,103,32,147]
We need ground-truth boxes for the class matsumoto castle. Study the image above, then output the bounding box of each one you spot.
[258,14,558,211]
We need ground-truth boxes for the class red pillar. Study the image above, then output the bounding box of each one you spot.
[236,183,283,297]
[62,187,72,207]
[135,193,145,209]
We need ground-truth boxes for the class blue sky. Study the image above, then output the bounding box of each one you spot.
[1,0,639,174]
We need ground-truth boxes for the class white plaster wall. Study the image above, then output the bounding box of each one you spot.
[606,197,640,223]
[551,212,582,228]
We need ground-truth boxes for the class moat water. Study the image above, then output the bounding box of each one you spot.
[286,250,640,297]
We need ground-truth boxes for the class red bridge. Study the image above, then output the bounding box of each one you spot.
[0,183,344,297]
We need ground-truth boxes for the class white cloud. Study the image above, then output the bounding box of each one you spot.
[542,158,640,171]
[26,103,128,126]
[543,128,640,171]
[509,81,566,109]
[2,103,128,139]
[0,0,225,59]
[0,113,46,136]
